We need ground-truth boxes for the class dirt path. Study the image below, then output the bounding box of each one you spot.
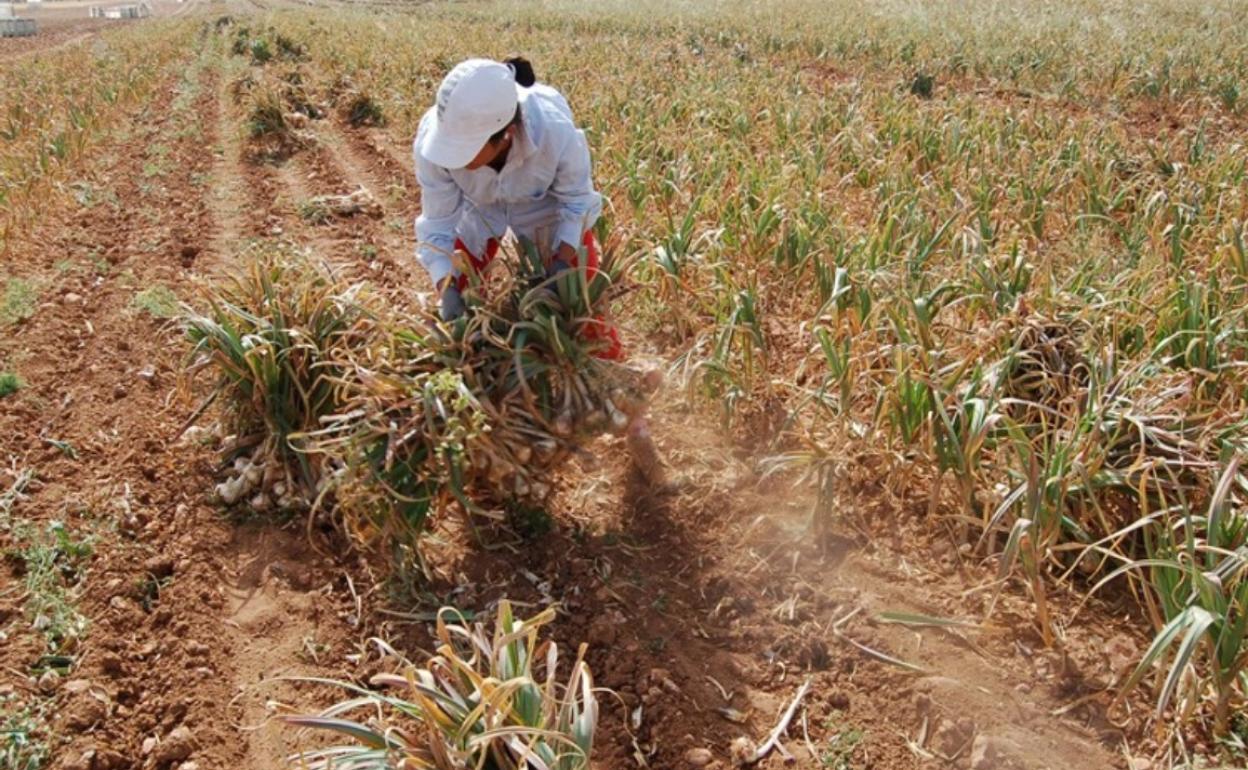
[0,8,1146,770]
[0,27,359,770]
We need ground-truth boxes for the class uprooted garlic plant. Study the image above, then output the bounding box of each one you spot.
[182,241,653,549]
[182,245,374,513]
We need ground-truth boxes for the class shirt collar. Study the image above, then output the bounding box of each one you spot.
[508,90,540,165]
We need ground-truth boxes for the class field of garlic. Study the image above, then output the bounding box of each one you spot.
[228,0,1248,745]
[4,0,1248,764]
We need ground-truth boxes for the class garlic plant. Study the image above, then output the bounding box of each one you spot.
[284,601,598,770]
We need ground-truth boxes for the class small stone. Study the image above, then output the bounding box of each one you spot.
[112,384,128,400]
[138,366,158,386]
[683,747,714,767]
[970,734,1020,770]
[184,640,209,657]
[913,692,932,716]
[63,292,83,305]
[64,749,96,770]
[141,736,158,755]
[179,763,200,770]
[932,718,975,758]
[37,669,60,693]
[144,555,176,579]
[96,750,126,770]
[1127,759,1152,770]
[65,693,109,729]
[153,725,195,765]
[100,653,126,677]
[64,679,93,695]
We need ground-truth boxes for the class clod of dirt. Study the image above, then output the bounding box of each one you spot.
[62,748,97,770]
[153,726,195,766]
[63,292,83,305]
[931,717,976,758]
[970,734,1022,770]
[64,691,109,730]
[827,689,850,710]
[37,669,61,693]
[112,384,128,400]
[179,245,200,267]
[62,679,90,695]
[144,555,176,579]
[184,640,209,658]
[913,692,932,717]
[683,747,714,767]
[99,652,126,677]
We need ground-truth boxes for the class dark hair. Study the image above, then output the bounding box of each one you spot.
[486,57,534,145]
[505,56,536,88]
[488,105,522,145]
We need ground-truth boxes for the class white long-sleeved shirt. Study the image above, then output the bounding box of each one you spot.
[412,83,603,287]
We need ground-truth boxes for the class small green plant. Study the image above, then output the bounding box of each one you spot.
[0,694,50,770]
[250,37,273,64]
[2,278,38,326]
[273,32,306,61]
[0,371,22,398]
[131,284,180,318]
[247,86,289,139]
[508,500,555,538]
[8,520,94,654]
[821,714,864,769]
[344,92,385,127]
[297,198,331,224]
[909,72,935,99]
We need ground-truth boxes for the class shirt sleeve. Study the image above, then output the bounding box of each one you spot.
[549,127,603,253]
[413,121,463,287]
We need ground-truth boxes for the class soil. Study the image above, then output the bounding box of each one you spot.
[0,9,1165,770]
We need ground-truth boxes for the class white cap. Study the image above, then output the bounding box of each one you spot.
[418,59,520,169]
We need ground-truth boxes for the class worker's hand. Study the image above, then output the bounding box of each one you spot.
[546,258,570,278]
[439,280,465,321]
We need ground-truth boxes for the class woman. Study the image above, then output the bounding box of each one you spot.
[413,57,667,486]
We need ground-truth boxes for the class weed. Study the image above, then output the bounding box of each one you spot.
[8,520,94,654]
[344,92,385,127]
[0,694,50,770]
[0,372,21,398]
[130,285,180,318]
[820,714,864,769]
[1,278,38,326]
[506,500,555,538]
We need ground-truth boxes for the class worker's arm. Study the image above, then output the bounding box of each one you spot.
[548,126,602,259]
[413,132,464,292]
